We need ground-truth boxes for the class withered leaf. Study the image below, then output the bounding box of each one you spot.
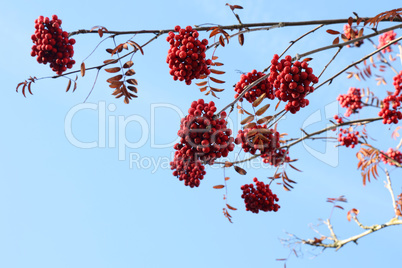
[109,81,123,88]
[103,59,119,64]
[245,122,256,129]
[125,69,136,76]
[256,104,270,116]
[196,81,208,86]
[81,62,86,77]
[332,37,340,45]
[123,61,134,68]
[219,35,225,47]
[241,115,254,125]
[224,161,233,168]
[210,77,225,84]
[257,116,273,124]
[129,41,144,55]
[127,79,138,85]
[66,79,72,92]
[210,87,224,92]
[238,33,244,46]
[105,67,121,73]
[226,204,237,210]
[213,62,224,66]
[213,185,225,189]
[348,16,353,26]
[210,69,225,75]
[326,29,340,35]
[289,164,302,172]
[252,93,266,107]
[209,27,221,38]
[275,100,281,110]
[106,75,123,83]
[234,165,247,175]
[127,86,138,93]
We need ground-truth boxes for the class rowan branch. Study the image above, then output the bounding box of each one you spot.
[301,217,402,251]
[214,117,383,166]
[69,17,402,37]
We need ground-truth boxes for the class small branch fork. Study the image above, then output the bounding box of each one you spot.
[301,217,402,251]
[288,170,402,252]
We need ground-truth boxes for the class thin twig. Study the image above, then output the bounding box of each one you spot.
[384,168,398,216]
[69,17,402,37]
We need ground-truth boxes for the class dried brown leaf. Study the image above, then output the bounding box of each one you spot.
[332,37,340,45]
[224,161,233,167]
[125,69,136,76]
[226,204,237,210]
[123,61,134,68]
[252,93,266,107]
[219,35,225,47]
[210,77,225,84]
[127,79,138,85]
[81,62,86,77]
[238,33,244,46]
[66,79,72,92]
[256,104,270,116]
[196,81,208,86]
[234,166,247,175]
[241,115,254,125]
[210,69,225,75]
[326,29,341,35]
[105,67,121,73]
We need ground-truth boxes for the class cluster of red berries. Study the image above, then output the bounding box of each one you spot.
[234,70,274,103]
[337,87,363,117]
[234,125,289,166]
[166,26,211,85]
[380,148,402,166]
[333,114,344,124]
[235,125,280,155]
[241,178,280,213]
[31,15,76,75]
[170,99,235,187]
[343,24,363,47]
[261,149,289,166]
[170,155,206,188]
[269,54,318,114]
[379,72,402,124]
[378,30,397,53]
[338,128,359,148]
[393,71,402,96]
[379,94,402,124]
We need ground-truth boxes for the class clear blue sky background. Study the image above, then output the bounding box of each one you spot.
[1,0,401,267]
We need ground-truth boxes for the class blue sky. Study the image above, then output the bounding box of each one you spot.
[1,0,401,267]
